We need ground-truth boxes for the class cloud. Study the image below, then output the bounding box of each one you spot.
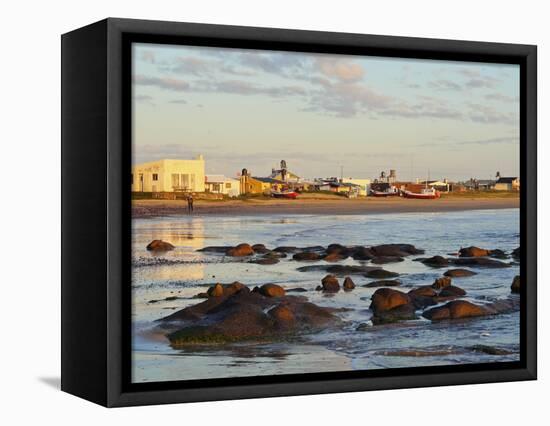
[238,51,304,75]
[485,93,519,103]
[134,75,190,91]
[169,99,188,104]
[467,103,518,125]
[461,136,518,145]
[193,79,308,98]
[314,57,365,82]
[428,79,462,91]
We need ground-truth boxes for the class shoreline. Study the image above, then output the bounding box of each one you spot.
[132,197,519,218]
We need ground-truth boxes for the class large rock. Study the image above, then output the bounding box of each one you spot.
[408,286,437,297]
[198,245,233,253]
[343,277,356,290]
[364,269,399,279]
[273,246,299,253]
[226,243,254,257]
[293,252,321,261]
[370,244,424,257]
[371,256,404,264]
[512,247,520,259]
[421,256,449,267]
[370,288,411,313]
[250,257,280,265]
[146,240,175,251]
[432,276,452,289]
[459,246,490,257]
[323,252,347,262]
[453,257,510,268]
[444,269,477,278]
[439,285,467,297]
[422,300,488,321]
[363,280,401,288]
[351,246,375,260]
[207,282,248,298]
[321,275,340,292]
[371,303,417,325]
[161,291,340,346]
[251,244,270,253]
[511,275,520,293]
[258,283,286,297]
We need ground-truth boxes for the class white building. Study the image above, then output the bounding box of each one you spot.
[205,175,241,197]
[341,178,371,196]
[131,156,205,193]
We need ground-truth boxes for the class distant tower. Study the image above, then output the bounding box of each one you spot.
[496,171,501,179]
[389,169,396,183]
[240,168,249,194]
[380,171,386,180]
[280,160,287,182]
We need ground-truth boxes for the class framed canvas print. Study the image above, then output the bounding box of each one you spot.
[61,18,537,407]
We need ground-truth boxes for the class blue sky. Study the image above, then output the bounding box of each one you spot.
[132,43,519,181]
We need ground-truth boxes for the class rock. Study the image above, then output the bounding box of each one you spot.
[370,288,411,313]
[370,243,424,257]
[343,277,356,290]
[453,257,510,268]
[421,256,449,267]
[207,282,248,298]
[371,256,405,264]
[207,283,224,297]
[439,285,467,297]
[273,246,299,253]
[198,246,233,253]
[268,304,295,327]
[326,244,349,255]
[250,257,280,265]
[364,269,399,279]
[372,303,417,325]
[315,285,323,291]
[511,275,520,293]
[251,243,270,253]
[161,290,341,346]
[408,286,437,297]
[351,247,375,260]
[512,247,520,259]
[293,252,321,261]
[422,300,488,321]
[489,249,508,259]
[432,276,452,289]
[321,275,340,292]
[296,264,380,275]
[259,283,286,297]
[323,252,347,262]
[444,269,477,278]
[287,287,308,293]
[470,345,513,355]
[363,279,401,288]
[459,246,490,257]
[263,251,287,259]
[193,292,209,299]
[226,243,254,257]
[146,240,175,251]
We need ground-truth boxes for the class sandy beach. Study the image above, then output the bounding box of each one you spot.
[132,195,519,218]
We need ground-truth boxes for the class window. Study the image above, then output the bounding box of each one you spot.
[152,173,158,181]
[225,182,231,189]
[212,183,220,192]
[171,174,179,188]
[181,174,190,189]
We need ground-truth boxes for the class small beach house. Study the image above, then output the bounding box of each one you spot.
[205,175,241,197]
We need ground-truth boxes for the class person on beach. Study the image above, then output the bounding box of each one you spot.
[187,195,194,214]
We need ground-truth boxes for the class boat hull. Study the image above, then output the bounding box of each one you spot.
[370,191,400,197]
[402,190,440,200]
[271,191,299,199]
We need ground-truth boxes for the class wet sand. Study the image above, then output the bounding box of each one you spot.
[132,196,519,218]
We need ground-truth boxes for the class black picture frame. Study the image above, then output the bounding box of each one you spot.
[61,17,537,407]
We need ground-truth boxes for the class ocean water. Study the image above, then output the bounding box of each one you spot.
[131,209,520,383]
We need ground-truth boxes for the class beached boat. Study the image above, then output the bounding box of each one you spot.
[271,190,299,199]
[402,187,440,199]
[370,187,400,197]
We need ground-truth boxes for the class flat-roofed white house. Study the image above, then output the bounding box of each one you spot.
[341,178,371,196]
[131,156,205,193]
[205,175,241,197]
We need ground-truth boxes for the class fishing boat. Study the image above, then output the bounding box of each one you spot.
[271,190,299,199]
[370,186,400,197]
[402,187,440,199]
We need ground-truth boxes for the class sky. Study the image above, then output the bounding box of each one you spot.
[132,42,520,182]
